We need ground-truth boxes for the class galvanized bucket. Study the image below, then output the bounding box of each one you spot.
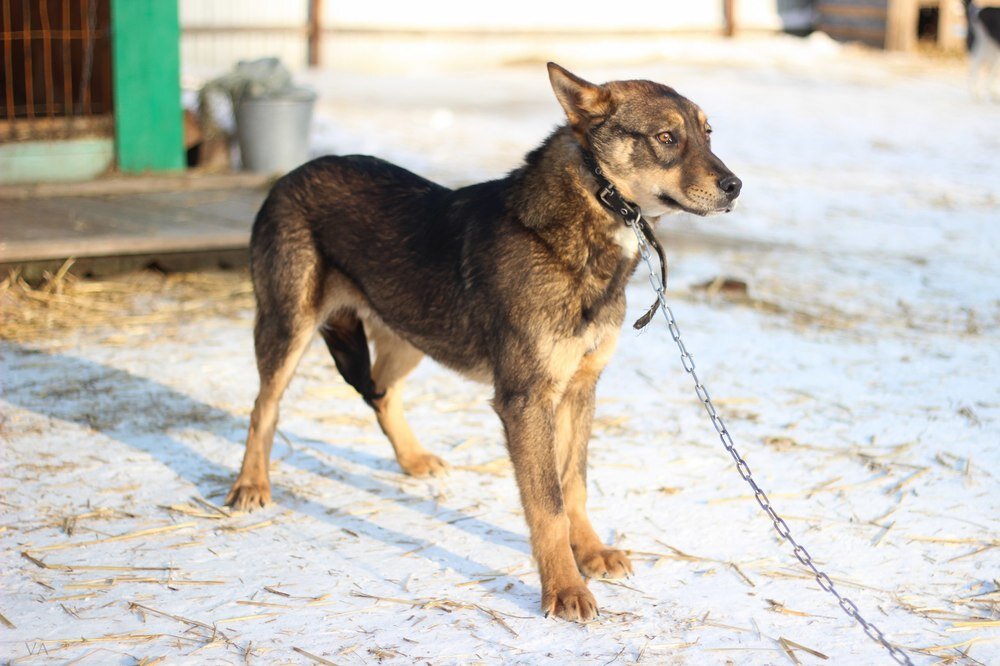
[235,88,316,174]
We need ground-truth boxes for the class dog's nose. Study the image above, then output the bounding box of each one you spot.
[719,175,742,199]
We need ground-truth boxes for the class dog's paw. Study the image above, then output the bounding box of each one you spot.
[399,452,449,478]
[575,547,633,580]
[543,584,599,622]
[225,479,271,511]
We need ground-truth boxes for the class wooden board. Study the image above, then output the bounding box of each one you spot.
[818,0,889,48]
[0,186,267,264]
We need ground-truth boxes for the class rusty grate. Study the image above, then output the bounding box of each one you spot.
[0,0,113,141]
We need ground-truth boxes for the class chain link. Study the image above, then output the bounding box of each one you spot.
[626,215,913,666]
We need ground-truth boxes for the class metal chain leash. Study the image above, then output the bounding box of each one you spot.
[624,212,914,666]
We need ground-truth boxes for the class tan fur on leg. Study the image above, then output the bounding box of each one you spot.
[369,324,448,476]
[227,325,314,510]
[496,384,597,621]
[556,337,634,579]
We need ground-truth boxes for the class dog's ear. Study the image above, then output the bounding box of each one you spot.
[547,62,612,136]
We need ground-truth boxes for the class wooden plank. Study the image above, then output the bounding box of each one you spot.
[818,24,889,42]
[182,25,309,35]
[133,191,265,228]
[937,0,966,51]
[308,0,323,66]
[818,0,891,46]
[0,116,114,142]
[0,232,250,263]
[318,26,727,38]
[724,0,736,37]
[0,172,273,200]
[886,0,918,51]
[0,187,264,263]
[819,5,888,19]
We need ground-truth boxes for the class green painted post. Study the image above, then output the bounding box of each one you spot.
[110,0,184,173]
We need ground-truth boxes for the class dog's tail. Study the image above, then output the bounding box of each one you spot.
[319,313,383,407]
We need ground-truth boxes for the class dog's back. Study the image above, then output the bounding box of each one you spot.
[249,154,495,371]
[967,1,1000,99]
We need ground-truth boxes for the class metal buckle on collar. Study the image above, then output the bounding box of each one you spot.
[627,207,643,227]
[585,149,642,222]
[598,184,617,209]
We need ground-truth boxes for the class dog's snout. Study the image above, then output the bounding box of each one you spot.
[719,175,742,199]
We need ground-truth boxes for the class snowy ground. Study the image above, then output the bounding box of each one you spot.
[3,35,999,664]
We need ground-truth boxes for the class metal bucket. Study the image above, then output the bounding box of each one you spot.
[235,88,316,174]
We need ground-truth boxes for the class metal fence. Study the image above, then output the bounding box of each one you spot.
[0,0,113,141]
[180,0,317,71]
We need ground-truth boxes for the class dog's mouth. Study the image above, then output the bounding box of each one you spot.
[657,193,735,217]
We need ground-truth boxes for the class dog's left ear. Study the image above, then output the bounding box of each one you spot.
[547,62,612,138]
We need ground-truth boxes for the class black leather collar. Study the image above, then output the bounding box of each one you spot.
[581,150,643,224]
[580,150,668,330]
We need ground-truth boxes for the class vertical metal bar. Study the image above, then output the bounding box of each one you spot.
[308,0,323,67]
[724,0,736,37]
[2,0,15,120]
[39,0,55,117]
[103,0,112,114]
[62,0,71,116]
[22,0,34,119]
[78,0,93,115]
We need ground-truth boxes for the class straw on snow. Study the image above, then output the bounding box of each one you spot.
[27,522,197,552]
[0,263,254,343]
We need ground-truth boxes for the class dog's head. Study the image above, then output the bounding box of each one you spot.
[548,62,741,218]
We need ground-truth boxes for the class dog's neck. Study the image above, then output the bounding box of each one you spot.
[579,149,645,224]
[510,126,622,232]
[578,144,668,330]
[510,126,665,330]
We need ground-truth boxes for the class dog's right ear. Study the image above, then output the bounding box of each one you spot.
[547,62,612,136]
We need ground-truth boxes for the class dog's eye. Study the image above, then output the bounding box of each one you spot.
[705,124,713,135]
[656,131,675,145]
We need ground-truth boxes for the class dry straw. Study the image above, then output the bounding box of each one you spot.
[0,261,253,342]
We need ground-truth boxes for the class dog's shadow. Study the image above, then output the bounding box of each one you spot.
[2,343,537,612]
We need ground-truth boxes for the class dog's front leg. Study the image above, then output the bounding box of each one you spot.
[495,384,598,621]
[558,367,634,581]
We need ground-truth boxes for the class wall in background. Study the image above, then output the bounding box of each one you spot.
[179,0,812,73]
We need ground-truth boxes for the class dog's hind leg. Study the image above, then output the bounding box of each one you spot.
[367,324,448,477]
[227,226,327,511]
[557,338,633,580]
[227,309,316,510]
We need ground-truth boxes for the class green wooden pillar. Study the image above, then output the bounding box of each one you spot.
[111,0,184,173]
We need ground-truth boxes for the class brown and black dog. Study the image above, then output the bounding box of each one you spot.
[226,63,741,621]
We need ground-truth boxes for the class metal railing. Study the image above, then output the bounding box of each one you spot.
[0,0,113,141]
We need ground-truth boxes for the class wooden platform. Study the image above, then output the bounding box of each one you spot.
[0,174,271,280]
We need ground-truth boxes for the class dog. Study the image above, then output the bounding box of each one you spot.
[225,63,741,621]
[967,0,1000,100]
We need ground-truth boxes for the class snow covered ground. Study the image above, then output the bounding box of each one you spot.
[3,35,998,664]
